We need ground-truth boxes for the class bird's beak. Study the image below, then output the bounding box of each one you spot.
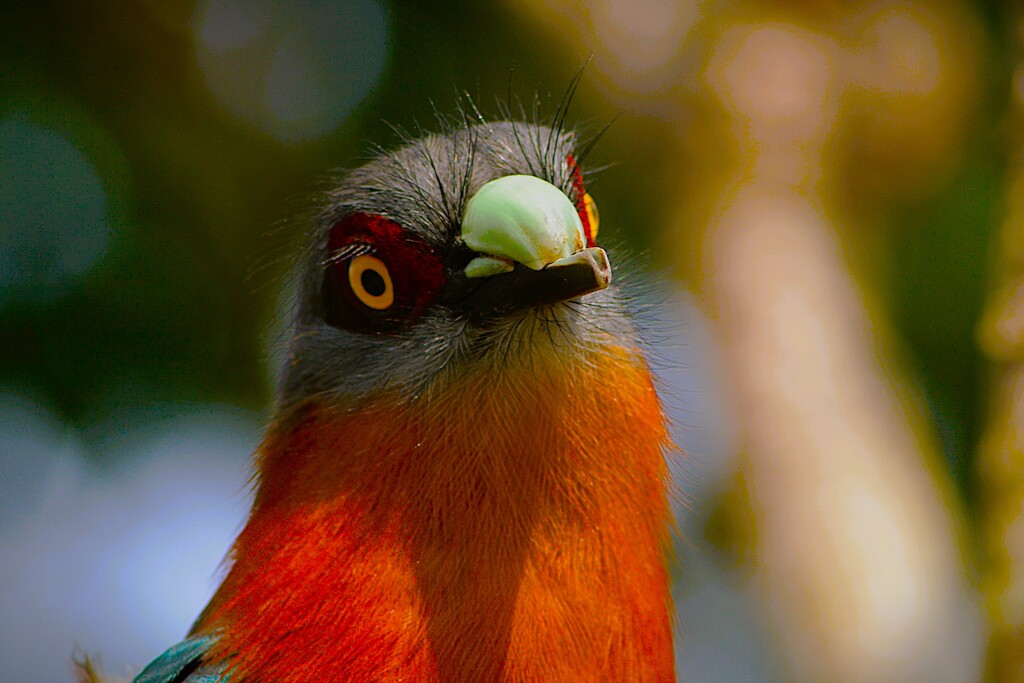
[444,175,611,316]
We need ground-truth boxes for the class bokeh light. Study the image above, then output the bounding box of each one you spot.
[0,115,112,306]
[194,0,389,143]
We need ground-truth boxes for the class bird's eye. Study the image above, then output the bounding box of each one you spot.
[321,213,445,334]
[348,255,394,310]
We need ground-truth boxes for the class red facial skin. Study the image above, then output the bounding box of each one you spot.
[323,213,446,330]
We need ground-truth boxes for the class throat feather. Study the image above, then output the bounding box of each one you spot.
[197,346,675,682]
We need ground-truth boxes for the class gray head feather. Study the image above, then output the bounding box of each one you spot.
[277,121,638,411]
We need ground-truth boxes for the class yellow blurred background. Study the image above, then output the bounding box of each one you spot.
[0,1,1019,681]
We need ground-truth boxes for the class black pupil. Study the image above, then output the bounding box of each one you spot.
[360,268,386,297]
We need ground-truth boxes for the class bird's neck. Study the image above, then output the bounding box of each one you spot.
[197,344,675,682]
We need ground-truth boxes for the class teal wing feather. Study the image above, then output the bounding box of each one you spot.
[133,634,228,683]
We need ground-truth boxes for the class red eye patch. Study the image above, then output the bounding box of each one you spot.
[322,213,446,333]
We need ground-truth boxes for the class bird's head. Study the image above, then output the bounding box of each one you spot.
[279,121,638,410]
[192,122,675,683]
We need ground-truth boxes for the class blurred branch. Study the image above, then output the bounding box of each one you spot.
[674,6,985,683]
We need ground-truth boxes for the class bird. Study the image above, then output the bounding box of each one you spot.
[77,115,676,682]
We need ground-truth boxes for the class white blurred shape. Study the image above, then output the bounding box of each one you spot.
[845,484,921,635]
[856,5,942,96]
[589,0,699,79]
[710,189,985,683]
[0,115,111,305]
[194,0,389,143]
[707,24,837,148]
[0,398,255,682]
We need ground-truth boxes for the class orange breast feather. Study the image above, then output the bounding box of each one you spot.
[195,343,675,682]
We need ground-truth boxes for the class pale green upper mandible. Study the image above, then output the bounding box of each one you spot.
[461,175,586,273]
